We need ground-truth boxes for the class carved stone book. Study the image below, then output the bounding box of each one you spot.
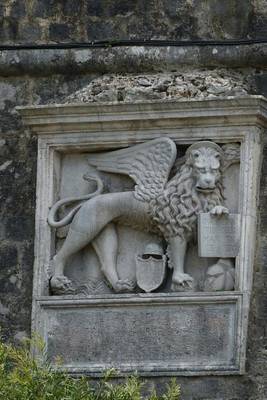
[198,213,240,258]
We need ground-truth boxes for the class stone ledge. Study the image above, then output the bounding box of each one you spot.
[1,44,267,77]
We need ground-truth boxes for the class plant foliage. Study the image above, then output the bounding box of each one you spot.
[0,338,181,400]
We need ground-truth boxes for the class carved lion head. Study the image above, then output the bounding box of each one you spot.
[150,141,225,239]
[185,141,224,194]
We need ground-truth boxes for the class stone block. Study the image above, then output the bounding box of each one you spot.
[108,0,137,17]
[62,0,83,16]
[19,22,41,43]
[86,1,105,17]
[86,20,126,41]
[0,17,18,42]
[40,294,240,375]
[254,73,267,98]
[249,14,267,39]
[10,1,26,18]
[0,243,17,269]
[32,0,58,18]
[49,23,72,42]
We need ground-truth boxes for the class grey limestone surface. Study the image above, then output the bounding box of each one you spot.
[42,295,238,375]
[1,0,267,398]
[198,213,240,258]
[0,72,267,399]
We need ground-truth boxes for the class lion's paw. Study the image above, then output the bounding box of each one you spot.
[210,206,229,216]
[50,275,75,295]
[171,273,194,292]
[113,279,136,293]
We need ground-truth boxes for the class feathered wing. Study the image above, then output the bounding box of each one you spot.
[87,137,177,202]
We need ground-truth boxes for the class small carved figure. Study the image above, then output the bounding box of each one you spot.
[204,258,235,291]
[48,138,228,294]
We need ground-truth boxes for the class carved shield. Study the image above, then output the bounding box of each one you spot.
[136,255,166,293]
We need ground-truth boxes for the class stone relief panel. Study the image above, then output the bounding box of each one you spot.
[47,138,240,296]
[18,97,266,376]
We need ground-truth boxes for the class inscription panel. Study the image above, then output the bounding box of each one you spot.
[198,213,240,258]
[40,295,239,375]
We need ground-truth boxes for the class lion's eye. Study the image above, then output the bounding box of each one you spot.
[211,168,219,172]
[199,168,206,173]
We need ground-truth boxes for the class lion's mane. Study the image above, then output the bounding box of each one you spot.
[149,158,224,240]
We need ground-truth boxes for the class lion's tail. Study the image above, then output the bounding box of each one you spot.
[47,175,104,228]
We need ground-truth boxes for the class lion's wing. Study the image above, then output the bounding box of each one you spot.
[87,137,177,202]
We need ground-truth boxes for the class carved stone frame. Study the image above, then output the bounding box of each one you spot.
[18,96,267,376]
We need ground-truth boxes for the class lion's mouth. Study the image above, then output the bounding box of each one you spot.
[196,186,215,193]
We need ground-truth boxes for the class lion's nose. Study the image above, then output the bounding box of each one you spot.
[204,175,214,186]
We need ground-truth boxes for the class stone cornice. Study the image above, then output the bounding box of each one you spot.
[17,96,267,135]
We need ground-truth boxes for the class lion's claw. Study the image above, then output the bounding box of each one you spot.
[171,273,194,292]
[50,275,75,295]
[113,279,136,293]
[210,206,229,216]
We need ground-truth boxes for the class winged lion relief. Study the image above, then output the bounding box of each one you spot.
[47,137,239,295]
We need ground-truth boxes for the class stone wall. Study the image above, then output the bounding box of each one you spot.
[0,74,94,342]
[2,69,267,400]
[0,1,267,399]
[0,0,267,43]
